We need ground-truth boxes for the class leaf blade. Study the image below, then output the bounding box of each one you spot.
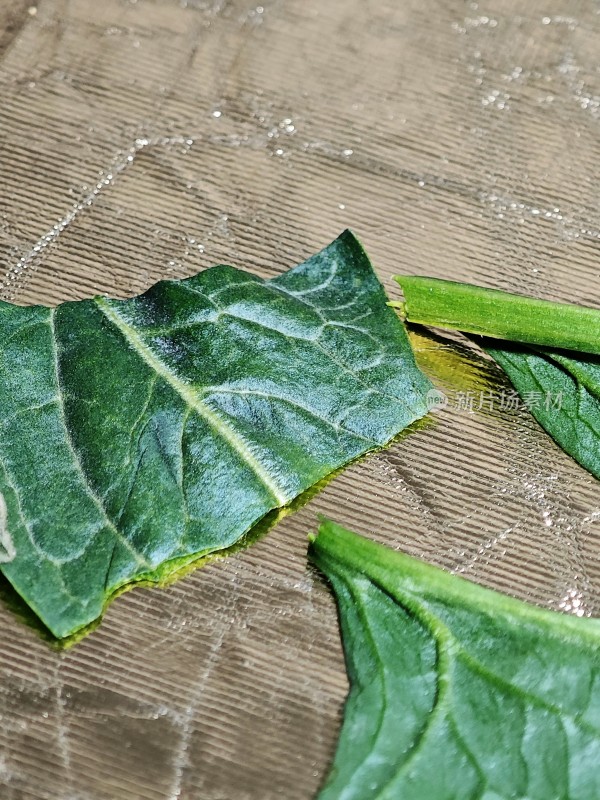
[311,519,600,800]
[483,342,600,480]
[0,231,431,637]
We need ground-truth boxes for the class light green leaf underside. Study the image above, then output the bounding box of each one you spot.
[310,519,600,800]
[0,231,431,637]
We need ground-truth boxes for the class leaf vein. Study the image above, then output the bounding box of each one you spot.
[94,299,289,506]
[203,387,380,445]
[49,309,153,570]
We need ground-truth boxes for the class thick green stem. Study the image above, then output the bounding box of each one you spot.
[393,275,600,356]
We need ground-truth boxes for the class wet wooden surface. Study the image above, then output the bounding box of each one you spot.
[1,1,600,797]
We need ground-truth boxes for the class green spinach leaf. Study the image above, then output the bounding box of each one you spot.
[310,518,600,800]
[0,231,431,637]
[393,275,600,480]
[483,343,600,480]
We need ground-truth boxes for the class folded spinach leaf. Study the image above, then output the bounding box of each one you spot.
[310,518,600,800]
[394,275,600,480]
[0,231,431,637]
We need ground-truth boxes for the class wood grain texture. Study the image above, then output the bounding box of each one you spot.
[1,0,600,797]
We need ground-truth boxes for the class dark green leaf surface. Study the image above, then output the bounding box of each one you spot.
[0,231,431,637]
[310,519,600,800]
[483,343,600,480]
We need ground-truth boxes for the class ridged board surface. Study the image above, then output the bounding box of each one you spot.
[1,0,600,798]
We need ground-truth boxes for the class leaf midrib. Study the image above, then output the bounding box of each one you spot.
[94,298,289,506]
